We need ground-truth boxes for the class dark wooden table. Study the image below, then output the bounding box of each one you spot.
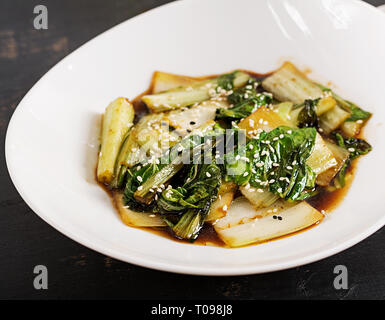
[1,0,384,300]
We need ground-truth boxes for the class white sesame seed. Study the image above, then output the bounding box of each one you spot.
[206,172,211,178]
[348,148,355,152]
[222,205,228,211]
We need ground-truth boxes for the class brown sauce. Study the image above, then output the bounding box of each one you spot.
[98,69,364,248]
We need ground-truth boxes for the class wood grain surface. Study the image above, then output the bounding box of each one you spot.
[1,0,384,300]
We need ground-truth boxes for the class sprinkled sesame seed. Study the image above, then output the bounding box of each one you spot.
[348,148,355,152]
[137,176,143,182]
[137,186,143,191]
[222,205,228,211]
[206,172,211,178]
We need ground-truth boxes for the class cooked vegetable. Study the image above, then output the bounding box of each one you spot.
[315,141,350,186]
[96,63,372,247]
[297,99,319,128]
[97,97,135,184]
[206,182,237,222]
[263,62,350,134]
[120,113,182,168]
[238,106,290,134]
[165,100,228,135]
[151,71,197,94]
[262,62,323,104]
[213,197,290,229]
[225,126,318,201]
[316,83,371,136]
[239,185,279,210]
[142,71,250,112]
[306,133,337,176]
[318,105,350,134]
[114,193,166,227]
[214,198,323,247]
[275,97,336,127]
[161,162,222,240]
[111,130,132,188]
[216,79,273,121]
[332,133,372,188]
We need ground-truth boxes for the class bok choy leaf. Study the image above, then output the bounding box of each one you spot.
[225,126,317,201]
[332,132,372,188]
[216,79,273,121]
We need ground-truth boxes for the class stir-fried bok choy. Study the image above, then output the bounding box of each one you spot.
[96,63,372,247]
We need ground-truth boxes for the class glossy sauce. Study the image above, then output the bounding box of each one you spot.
[99,69,362,248]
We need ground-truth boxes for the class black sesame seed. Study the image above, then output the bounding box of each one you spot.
[273,215,277,219]
[190,121,196,125]
[278,216,282,220]
[186,129,191,133]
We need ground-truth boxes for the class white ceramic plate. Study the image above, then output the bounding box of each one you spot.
[6,0,385,275]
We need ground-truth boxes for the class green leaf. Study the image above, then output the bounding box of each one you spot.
[226,126,317,201]
[216,79,273,121]
[332,132,372,188]
[316,83,371,122]
[297,99,319,128]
